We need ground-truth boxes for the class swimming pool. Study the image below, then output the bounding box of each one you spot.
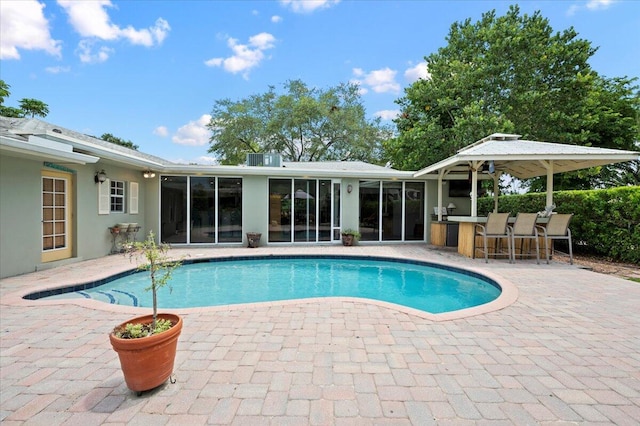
[29,256,501,314]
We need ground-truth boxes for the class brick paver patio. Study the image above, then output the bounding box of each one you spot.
[1,245,638,425]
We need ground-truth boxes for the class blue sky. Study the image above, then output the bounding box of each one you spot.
[1,0,638,165]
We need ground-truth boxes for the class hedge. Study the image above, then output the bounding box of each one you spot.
[477,186,640,264]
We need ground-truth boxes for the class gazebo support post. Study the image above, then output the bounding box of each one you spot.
[539,160,554,207]
[546,161,554,207]
[437,170,445,222]
[470,161,484,217]
[493,172,502,213]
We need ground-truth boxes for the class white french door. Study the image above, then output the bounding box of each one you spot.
[41,170,73,262]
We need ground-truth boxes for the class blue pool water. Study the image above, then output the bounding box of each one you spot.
[33,256,500,314]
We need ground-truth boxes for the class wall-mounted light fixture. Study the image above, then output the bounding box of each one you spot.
[347,184,353,194]
[94,170,107,184]
[143,170,156,179]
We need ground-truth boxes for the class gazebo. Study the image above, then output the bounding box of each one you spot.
[414,133,640,219]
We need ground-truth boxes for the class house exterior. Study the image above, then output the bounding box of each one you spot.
[2,117,473,279]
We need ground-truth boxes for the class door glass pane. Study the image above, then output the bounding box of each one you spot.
[294,179,316,242]
[382,182,402,241]
[55,236,65,248]
[190,177,215,243]
[55,222,65,234]
[43,208,53,221]
[359,180,380,241]
[332,182,341,241]
[43,178,53,192]
[160,176,187,243]
[405,182,425,240]
[43,222,53,235]
[269,179,291,242]
[218,178,242,243]
[317,180,331,241]
[43,236,54,250]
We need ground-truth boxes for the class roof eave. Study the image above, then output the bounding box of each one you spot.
[27,130,166,169]
[0,135,100,164]
[161,164,417,179]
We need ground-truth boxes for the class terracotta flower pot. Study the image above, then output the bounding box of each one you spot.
[109,313,183,392]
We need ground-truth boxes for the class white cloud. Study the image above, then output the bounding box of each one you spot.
[205,32,276,79]
[45,65,71,74]
[279,0,340,13]
[195,156,219,165]
[272,15,283,23]
[375,110,400,121]
[76,40,113,63]
[57,0,170,61]
[404,61,431,83]
[586,0,615,10]
[0,0,62,60]
[153,126,169,137]
[351,67,400,94]
[567,0,616,15]
[172,114,212,146]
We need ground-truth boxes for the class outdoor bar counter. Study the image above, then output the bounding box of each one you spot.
[446,215,549,258]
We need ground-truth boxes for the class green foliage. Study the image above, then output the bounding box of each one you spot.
[113,318,173,339]
[477,186,640,264]
[208,79,392,165]
[125,231,183,330]
[384,5,640,189]
[100,133,139,150]
[0,80,50,119]
[0,106,23,118]
[341,228,361,239]
[0,80,9,104]
[18,98,49,118]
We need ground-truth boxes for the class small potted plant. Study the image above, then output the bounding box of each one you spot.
[341,228,361,246]
[109,231,184,394]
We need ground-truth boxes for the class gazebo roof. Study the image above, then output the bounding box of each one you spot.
[414,133,639,179]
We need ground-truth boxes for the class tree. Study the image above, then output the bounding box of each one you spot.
[0,80,23,117]
[101,133,139,150]
[207,79,391,165]
[383,5,639,189]
[18,98,49,118]
[0,80,9,104]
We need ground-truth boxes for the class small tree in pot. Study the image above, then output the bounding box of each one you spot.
[109,231,184,394]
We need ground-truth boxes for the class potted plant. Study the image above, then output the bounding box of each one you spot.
[246,232,262,248]
[341,228,361,246]
[109,231,184,394]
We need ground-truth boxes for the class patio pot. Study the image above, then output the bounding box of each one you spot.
[109,313,182,393]
[341,234,355,246]
[246,232,262,248]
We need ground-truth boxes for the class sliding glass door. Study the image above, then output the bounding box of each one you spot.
[269,178,335,243]
[359,181,425,242]
[161,176,242,244]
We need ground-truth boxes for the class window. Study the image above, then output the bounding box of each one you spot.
[110,180,125,212]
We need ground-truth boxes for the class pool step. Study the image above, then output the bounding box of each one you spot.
[75,289,139,306]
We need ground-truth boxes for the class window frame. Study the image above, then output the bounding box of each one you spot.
[110,180,126,213]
